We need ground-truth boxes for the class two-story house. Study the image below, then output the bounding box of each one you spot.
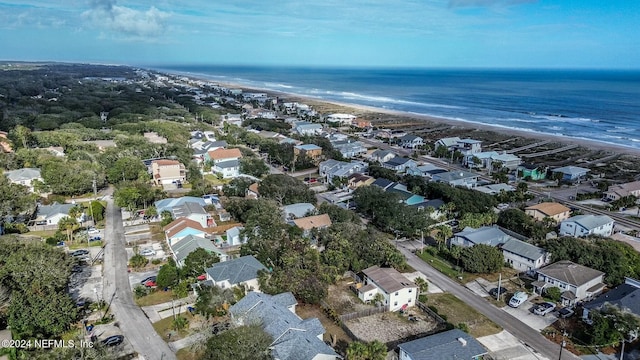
[164,217,210,245]
[294,144,323,163]
[331,140,367,158]
[533,260,605,306]
[551,166,590,183]
[604,180,640,201]
[207,148,243,178]
[292,214,332,238]
[432,170,479,189]
[205,255,267,291]
[171,202,216,228]
[293,121,324,136]
[151,160,186,186]
[326,113,356,125]
[3,167,44,193]
[381,157,417,173]
[525,202,572,224]
[369,149,397,164]
[319,160,368,183]
[559,215,614,237]
[399,134,424,149]
[170,234,229,267]
[358,266,418,312]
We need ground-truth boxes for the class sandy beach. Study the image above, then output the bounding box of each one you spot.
[190,75,640,160]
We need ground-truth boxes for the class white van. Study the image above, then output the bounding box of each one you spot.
[508,291,528,308]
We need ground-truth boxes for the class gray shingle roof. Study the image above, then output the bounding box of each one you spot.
[171,235,225,264]
[564,215,613,230]
[282,203,316,220]
[585,281,640,317]
[537,260,604,287]
[454,226,514,247]
[4,168,41,182]
[206,255,266,285]
[362,266,416,293]
[214,159,239,169]
[433,170,478,182]
[501,238,546,261]
[371,178,395,190]
[36,202,74,220]
[172,202,207,217]
[154,197,207,214]
[230,292,338,360]
[397,329,487,360]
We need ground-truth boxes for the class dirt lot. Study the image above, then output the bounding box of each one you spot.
[344,310,439,344]
[325,279,372,314]
[425,293,502,338]
[296,303,351,354]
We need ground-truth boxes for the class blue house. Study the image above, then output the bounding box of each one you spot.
[551,166,590,182]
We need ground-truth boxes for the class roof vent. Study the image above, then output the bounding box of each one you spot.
[457,337,467,346]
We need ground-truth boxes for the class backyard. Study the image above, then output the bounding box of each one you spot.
[424,293,502,338]
[344,308,440,344]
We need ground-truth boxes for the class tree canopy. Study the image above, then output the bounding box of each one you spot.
[202,325,272,360]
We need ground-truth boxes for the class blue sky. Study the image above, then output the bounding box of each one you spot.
[0,0,638,68]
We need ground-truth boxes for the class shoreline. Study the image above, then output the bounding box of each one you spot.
[163,69,640,158]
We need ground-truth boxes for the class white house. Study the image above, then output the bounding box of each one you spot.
[319,159,368,183]
[207,148,243,179]
[399,134,424,149]
[533,260,605,306]
[29,202,75,226]
[225,226,247,247]
[559,215,614,237]
[331,140,367,158]
[171,202,216,228]
[326,113,356,125]
[464,151,521,170]
[205,255,267,291]
[358,266,418,312]
[4,168,44,193]
[369,149,397,164]
[432,170,479,188]
[293,121,324,136]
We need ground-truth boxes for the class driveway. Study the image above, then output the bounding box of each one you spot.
[478,330,551,360]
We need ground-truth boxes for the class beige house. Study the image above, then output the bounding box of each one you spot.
[525,202,572,223]
[151,159,186,185]
[605,180,640,201]
[292,214,332,237]
[358,266,418,312]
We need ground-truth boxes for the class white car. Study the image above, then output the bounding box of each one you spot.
[508,291,528,308]
[139,248,156,256]
[87,228,100,235]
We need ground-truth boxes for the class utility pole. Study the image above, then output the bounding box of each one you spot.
[420,230,424,254]
[497,273,502,301]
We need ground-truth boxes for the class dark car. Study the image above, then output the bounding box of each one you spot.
[558,307,575,318]
[489,287,508,297]
[102,335,124,347]
[89,236,101,242]
[71,249,90,257]
[71,264,84,273]
[140,276,157,285]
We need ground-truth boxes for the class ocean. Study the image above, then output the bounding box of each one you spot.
[155,65,640,150]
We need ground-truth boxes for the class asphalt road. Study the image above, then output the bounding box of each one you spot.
[397,245,580,360]
[103,199,177,360]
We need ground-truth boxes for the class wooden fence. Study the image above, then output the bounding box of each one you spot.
[339,305,387,322]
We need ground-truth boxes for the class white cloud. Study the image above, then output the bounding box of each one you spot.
[82,0,170,38]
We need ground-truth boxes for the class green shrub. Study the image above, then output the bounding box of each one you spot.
[129,254,148,269]
[151,259,162,265]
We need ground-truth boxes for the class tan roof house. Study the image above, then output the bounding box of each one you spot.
[358,266,418,312]
[525,202,572,223]
[605,180,640,201]
[164,217,209,245]
[347,173,375,189]
[292,214,332,237]
[245,183,260,199]
[293,144,323,163]
[151,159,186,186]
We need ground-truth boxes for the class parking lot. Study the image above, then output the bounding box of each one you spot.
[68,246,105,304]
[501,298,558,331]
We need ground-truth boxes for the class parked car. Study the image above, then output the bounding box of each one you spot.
[558,307,575,318]
[508,292,528,308]
[139,248,156,256]
[87,228,100,235]
[71,249,89,257]
[308,178,318,184]
[89,236,101,242]
[71,265,84,273]
[497,203,509,210]
[144,280,157,288]
[489,287,508,297]
[140,276,157,285]
[533,302,556,316]
[101,335,124,347]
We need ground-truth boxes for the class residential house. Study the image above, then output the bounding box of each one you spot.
[155,196,207,214]
[164,217,209,245]
[385,183,426,206]
[4,168,43,193]
[171,234,228,267]
[464,151,521,170]
[354,120,372,129]
[225,226,247,247]
[397,329,488,360]
[357,266,418,312]
[151,159,186,186]
[246,183,260,199]
[171,202,216,228]
[551,166,590,182]
[207,148,243,179]
[319,160,368,183]
[221,113,243,126]
[559,214,614,237]
[533,260,605,306]
[230,292,341,360]
[369,149,397,164]
[30,202,75,226]
[399,134,424,149]
[294,144,323,163]
[474,183,515,195]
[450,226,550,273]
[282,203,316,221]
[143,132,168,144]
[293,122,324,136]
[406,164,447,178]
[518,164,547,181]
[371,177,395,191]
[434,136,462,151]
[292,214,332,237]
[604,180,640,201]
[0,131,12,153]
[455,138,483,155]
[382,157,417,173]
[432,171,479,189]
[583,277,640,324]
[525,202,572,223]
[205,255,267,291]
[331,139,367,158]
[347,173,374,189]
[42,146,65,157]
[191,140,227,163]
[326,113,356,125]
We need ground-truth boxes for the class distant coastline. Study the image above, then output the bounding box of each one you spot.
[153,67,640,158]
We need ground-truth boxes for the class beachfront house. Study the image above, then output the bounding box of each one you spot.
[230,292,340,360]
[435,137,462,151]
[357,265,418,312]
[559,214,614,237]
[517,164,547,181]
[455,138,483,155]
[465,151,522,170]
[325,113,356,125]
[397,329,488,360]
[533,260,605,306]
[3,167,44,193]
[432,170,479,188]
[551,166,590,183]
[293,121,324,136]
[399,134,424,149]
[525,202,572,223]
[604,180,640,201]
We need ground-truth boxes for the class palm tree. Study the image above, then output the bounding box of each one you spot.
[434,225,453,251]
[58,216,78,244]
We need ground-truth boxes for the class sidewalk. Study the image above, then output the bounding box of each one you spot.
[141,296,196,323]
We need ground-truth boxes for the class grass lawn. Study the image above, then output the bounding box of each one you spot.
[152,315,190,341]
[424,293,502,338]
[28,230,57,238]
[417,250,464,280]
[135,289,184,307]
[176,348,204,360]
[203,174,231,186]
[69,240,104,249]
